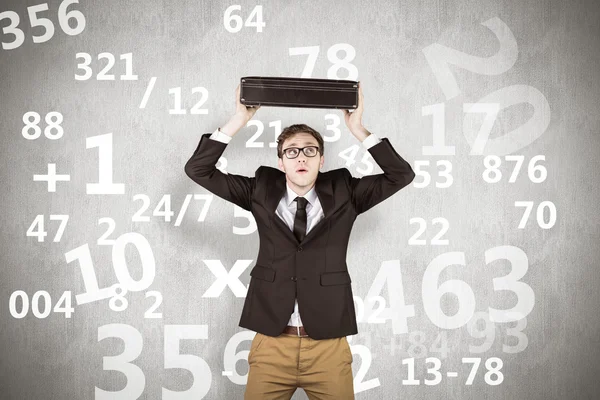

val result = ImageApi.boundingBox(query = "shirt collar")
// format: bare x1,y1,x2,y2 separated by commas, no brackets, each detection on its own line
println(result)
285,181,318,207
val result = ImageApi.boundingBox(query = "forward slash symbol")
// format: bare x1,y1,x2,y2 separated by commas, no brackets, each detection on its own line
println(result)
174,194,192,226
139,77,157,109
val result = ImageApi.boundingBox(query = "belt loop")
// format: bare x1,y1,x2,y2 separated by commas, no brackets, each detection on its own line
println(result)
297,326,300,337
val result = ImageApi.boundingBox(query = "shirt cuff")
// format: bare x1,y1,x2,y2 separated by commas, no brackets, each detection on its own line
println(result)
209,127,233,144
362,133,381,149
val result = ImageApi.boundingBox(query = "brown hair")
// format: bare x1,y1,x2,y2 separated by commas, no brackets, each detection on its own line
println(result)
276,124,325,159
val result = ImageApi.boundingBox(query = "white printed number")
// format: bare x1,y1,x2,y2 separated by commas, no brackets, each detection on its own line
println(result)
514,201,556,229
423,17,517,100
9,290,74,318
169,87,209,114
224,5,265,33
402,357,504,385
289,44,358,80
412,160,453,188
467,311,528,354
422,246,534,328
359,246,534,334
0,0,85,50
422,18,550,155
75,52,137,81
86,133,126,194
243,116,343,149
338,145,374,175
408,217,450,245
26,214,69,242
64,232,160,318
482,155,547,183
130,194,214,227
22,111,64,140
96,324,211,399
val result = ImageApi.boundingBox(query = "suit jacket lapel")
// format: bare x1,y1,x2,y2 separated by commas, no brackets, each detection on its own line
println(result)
268,170,334,245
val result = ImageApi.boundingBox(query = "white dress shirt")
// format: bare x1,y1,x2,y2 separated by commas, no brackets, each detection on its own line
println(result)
208,127,382,326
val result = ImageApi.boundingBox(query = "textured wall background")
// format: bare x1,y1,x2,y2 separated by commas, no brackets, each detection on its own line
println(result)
1,0,599,398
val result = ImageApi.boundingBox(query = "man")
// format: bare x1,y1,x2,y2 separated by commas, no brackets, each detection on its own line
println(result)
184,82,415,399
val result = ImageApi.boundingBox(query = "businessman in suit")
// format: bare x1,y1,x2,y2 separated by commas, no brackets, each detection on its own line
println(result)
184,82,415,399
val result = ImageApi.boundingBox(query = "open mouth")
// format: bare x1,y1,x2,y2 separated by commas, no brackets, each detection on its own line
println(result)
296,168,308,174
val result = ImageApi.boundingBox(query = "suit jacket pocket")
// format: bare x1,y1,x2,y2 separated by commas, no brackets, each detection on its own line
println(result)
250,265,276,282
320,270,352,285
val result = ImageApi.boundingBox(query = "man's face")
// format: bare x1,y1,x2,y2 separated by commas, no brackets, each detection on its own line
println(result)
277,132,324,191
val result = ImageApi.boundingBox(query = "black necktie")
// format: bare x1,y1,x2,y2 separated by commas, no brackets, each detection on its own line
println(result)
293,196,308,242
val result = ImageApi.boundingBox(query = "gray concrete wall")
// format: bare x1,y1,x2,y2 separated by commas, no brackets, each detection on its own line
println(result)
1,0,598,398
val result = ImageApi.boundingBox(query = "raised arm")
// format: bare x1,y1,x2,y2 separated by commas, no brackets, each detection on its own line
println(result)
184,84,262,211
340,82,415,214
345,135,415,214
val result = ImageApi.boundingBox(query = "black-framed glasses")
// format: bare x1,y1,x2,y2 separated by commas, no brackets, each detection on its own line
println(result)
282,146,320,159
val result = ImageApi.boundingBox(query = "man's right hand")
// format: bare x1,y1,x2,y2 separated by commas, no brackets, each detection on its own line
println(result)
220,84,261,137
235,83,260,122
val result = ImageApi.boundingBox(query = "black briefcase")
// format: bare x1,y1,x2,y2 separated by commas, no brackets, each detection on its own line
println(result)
240,76,358,110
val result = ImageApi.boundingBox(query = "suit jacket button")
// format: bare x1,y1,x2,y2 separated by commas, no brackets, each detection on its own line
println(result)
297,246,303,252
291,276,297,281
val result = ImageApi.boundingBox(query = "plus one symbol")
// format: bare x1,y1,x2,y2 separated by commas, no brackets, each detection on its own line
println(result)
33,163,70,192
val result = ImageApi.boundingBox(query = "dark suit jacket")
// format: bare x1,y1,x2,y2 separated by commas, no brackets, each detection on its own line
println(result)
184,133,415,339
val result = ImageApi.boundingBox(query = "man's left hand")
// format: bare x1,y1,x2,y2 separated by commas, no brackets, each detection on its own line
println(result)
342,81,370,141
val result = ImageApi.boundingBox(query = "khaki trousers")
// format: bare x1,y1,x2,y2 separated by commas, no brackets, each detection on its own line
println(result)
245,332,355,399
